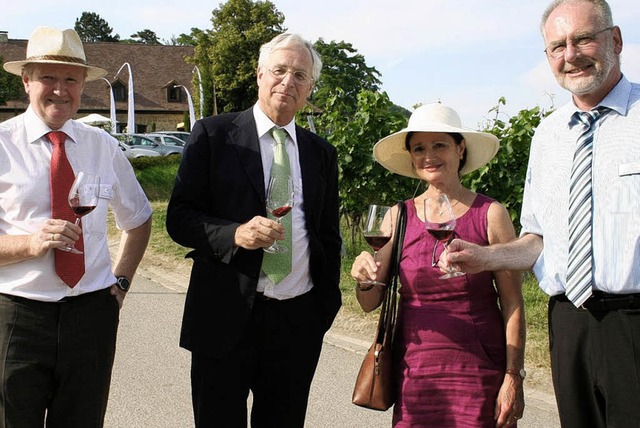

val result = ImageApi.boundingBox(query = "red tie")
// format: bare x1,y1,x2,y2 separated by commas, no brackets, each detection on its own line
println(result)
48,131,85,287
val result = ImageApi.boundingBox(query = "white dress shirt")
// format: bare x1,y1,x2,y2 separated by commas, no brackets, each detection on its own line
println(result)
0,106,152,301
520,76,640,296
253,104,314,299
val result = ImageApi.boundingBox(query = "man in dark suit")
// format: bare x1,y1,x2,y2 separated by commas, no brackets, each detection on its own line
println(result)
166,33,342,427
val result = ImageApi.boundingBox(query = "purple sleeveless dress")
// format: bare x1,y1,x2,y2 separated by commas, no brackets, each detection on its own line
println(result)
392,195,506,427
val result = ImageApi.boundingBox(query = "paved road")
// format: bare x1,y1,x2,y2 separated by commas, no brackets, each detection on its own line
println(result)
105,270,560,427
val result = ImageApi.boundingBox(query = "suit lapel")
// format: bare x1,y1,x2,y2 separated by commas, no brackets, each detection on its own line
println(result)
231,109,266,202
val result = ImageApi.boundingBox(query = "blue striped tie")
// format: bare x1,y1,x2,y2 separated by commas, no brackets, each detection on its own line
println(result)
566,108,608,307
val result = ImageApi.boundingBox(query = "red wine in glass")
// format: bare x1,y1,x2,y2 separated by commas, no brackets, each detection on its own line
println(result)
71,205,97,217
64,172,100,254
426,226,454,243
361,204,393,287
424,195,464,279
364,235,391,252
270,205,292,218
264,175,294,254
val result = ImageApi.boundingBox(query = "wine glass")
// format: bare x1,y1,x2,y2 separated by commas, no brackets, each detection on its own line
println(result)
424,194,465,279
64,172,100,254
361,204,393,287
264,175,294,254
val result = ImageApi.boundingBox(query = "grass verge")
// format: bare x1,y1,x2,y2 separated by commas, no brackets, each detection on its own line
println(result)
113,157,551,371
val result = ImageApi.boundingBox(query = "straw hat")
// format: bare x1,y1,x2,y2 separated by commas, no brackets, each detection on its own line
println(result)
3,26,107,81
373,103,499,178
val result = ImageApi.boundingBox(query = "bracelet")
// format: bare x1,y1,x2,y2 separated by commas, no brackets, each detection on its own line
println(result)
505,368,526,379
356,282,375,291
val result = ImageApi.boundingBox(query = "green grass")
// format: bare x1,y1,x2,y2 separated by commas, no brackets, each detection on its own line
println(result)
522,273,551,369
132,155,181,201
122,159,551,370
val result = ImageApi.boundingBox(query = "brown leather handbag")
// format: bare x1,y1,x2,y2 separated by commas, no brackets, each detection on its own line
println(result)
352,201,407,411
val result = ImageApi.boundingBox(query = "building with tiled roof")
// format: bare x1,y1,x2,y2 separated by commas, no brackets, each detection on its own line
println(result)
0,31,197,133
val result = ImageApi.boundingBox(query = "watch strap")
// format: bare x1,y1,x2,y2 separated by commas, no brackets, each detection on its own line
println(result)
115,276,131,291
505,368,526,379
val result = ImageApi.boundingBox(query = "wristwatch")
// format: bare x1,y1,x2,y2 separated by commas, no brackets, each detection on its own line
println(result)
505,368,527,380
115,276,131,292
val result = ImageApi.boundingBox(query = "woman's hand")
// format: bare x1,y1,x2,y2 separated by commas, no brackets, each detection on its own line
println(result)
350,251,380,286
494,373,525,427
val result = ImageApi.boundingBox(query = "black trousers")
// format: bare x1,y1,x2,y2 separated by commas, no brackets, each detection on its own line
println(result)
190,291,326,428
549,294,640,428
0,288,119,428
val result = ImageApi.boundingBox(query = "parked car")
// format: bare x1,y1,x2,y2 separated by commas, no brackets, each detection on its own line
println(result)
114,133,183,156
146,133,187,148
118,141,161,159
154,131,190,143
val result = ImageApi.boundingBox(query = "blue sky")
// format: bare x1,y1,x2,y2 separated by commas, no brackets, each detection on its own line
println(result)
4,0,639,128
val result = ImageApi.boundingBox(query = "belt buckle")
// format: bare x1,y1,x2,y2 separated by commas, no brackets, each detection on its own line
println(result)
256,292,272,301
578,296,592,311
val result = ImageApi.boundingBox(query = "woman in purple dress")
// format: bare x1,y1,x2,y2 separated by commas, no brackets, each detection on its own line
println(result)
351,103,525,427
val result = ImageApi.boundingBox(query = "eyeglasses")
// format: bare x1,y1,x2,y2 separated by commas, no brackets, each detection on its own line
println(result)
544,27,613,60
268,67,314,85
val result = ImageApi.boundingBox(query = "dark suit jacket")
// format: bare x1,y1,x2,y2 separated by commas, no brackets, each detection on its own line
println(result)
166,108,342,358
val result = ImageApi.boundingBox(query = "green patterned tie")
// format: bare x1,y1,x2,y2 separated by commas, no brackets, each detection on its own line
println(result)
262,127,292,284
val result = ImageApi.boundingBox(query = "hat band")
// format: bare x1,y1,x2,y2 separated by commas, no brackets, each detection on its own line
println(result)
26,55,87,65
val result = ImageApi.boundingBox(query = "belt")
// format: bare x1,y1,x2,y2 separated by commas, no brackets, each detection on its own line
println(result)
58,287,112,303
554,291,640,311
254,290,313,303
255,291,273,301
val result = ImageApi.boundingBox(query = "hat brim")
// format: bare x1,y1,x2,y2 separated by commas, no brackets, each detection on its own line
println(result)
373,126,499,179
3,60,107,82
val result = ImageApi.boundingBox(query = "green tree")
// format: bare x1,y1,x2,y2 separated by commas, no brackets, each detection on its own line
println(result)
128,29,161,45
315,89,416,247
0,56,23,104
203,0,285,113
462,97,551,231
171,32,198,46
74,12,120,42
312,39,382,114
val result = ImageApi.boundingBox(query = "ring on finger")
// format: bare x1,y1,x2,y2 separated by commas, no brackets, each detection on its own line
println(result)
50,233,55,241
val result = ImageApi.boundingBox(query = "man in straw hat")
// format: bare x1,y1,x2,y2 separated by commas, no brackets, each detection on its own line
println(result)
0,26,152,427
446,1,640,426
351,102,525,426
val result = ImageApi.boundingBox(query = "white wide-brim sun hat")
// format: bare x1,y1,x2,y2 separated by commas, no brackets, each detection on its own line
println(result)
3,26,107,82
373,103,499,178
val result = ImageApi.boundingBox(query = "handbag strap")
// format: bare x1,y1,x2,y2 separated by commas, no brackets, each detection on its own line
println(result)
386,200,407,290
376,201,407,345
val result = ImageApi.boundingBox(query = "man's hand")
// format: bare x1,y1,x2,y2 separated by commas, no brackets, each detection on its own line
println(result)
110,284,127,309
29,219,82,257
441,238,488,274
234,216,285,250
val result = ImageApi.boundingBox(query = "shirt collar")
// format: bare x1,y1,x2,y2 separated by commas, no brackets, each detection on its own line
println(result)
597,74,631,117
569,74,631,122
253,103,296,143
25,106,78,145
